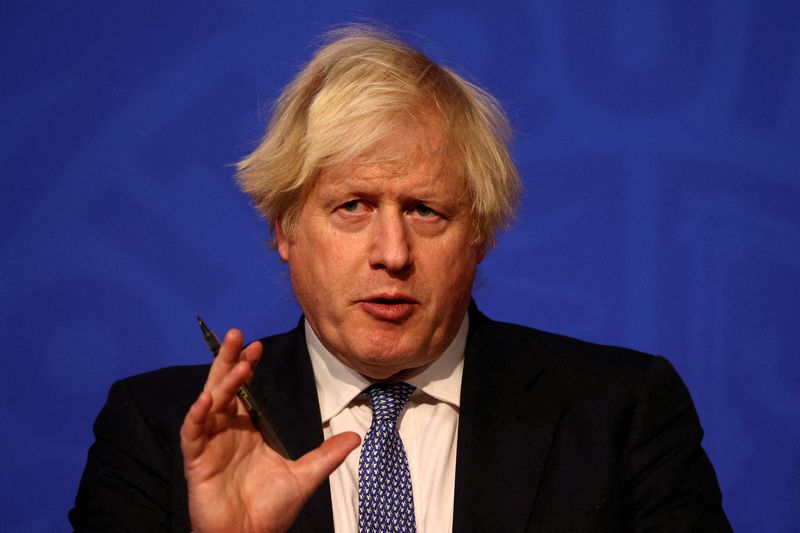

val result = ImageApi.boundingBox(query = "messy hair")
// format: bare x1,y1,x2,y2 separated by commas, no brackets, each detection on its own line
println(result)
236,24,520,247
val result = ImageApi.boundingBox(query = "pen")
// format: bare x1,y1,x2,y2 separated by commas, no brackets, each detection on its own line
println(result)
196,316,291,459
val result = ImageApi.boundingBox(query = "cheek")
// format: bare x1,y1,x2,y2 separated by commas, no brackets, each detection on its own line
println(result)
424,240,479,289
294,233,359,291
288,239,328,298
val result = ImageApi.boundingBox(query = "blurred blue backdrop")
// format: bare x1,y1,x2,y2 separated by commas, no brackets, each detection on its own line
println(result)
1,1,798,531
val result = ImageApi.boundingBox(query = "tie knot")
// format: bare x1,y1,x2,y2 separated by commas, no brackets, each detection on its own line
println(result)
364,382,415,421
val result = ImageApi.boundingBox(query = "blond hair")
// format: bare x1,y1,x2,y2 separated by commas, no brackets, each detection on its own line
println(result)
236,24,520,247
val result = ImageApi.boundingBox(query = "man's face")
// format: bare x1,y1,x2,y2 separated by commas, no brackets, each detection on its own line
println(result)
276,126,483,380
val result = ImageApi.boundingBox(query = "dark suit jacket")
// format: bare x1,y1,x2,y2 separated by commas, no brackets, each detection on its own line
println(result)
70,307,731,532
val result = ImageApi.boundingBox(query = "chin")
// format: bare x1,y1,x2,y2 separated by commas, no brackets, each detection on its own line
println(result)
356,361,427,381
351,347,432,380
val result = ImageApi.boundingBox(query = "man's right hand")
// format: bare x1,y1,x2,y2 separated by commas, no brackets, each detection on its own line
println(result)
180,329,360,533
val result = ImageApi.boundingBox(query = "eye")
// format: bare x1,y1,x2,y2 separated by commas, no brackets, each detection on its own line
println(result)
339,200,362,213
411,204,436,217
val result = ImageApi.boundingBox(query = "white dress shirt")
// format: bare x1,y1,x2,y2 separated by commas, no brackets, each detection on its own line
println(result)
306,314,468,533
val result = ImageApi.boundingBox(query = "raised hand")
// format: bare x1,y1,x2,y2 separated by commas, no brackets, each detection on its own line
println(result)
180,329,359,533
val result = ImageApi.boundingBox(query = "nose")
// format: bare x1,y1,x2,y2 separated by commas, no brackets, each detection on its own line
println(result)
368,209,412,273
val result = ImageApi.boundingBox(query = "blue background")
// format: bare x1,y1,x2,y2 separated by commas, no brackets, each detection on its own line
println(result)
2,1,798,531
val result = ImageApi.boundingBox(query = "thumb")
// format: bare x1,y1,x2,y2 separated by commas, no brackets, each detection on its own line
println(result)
292,432,361,497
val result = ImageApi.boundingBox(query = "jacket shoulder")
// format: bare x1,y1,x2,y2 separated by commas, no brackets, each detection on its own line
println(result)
470,313,659,390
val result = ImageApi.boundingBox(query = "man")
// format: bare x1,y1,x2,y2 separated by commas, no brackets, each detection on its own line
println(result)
71,25,731,532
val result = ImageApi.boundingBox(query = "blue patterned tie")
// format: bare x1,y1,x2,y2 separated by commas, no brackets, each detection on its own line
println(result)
358,382,417,533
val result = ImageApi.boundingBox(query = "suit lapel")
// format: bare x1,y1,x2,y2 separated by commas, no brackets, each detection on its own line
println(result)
453,309,566,532
249,322,335,533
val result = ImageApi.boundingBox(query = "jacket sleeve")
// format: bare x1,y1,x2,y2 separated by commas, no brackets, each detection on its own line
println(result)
623,355,732,531
69,378,181,532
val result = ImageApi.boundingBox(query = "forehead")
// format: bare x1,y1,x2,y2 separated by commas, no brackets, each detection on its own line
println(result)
312,123,464,197
315,163,460,204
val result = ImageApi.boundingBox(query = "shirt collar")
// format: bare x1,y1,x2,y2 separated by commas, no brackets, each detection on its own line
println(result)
307,314,468,423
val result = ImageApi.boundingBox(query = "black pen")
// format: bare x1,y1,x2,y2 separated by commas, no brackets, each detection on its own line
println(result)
196,316,291,459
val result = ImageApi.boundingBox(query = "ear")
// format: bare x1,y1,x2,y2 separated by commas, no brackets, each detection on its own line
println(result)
475,246,485,265
275,220,291,262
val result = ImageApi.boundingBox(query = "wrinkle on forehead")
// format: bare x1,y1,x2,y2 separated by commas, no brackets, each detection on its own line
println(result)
318,119,464,190
315,157,467,212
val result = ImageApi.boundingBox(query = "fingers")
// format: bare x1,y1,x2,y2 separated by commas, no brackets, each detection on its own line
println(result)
206,329,245,387
240,341,263,375
207,331,263,386
180,390,213,461
292,432,361,498
204,330,262,405
208,359,253,415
